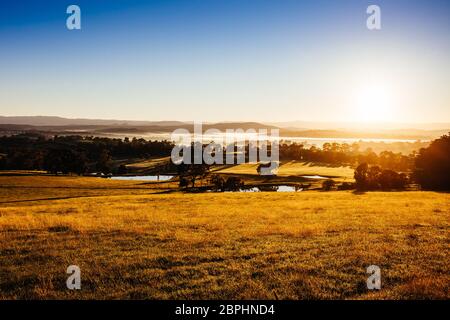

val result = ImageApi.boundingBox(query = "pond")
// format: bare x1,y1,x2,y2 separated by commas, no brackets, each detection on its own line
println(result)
110,175,173,181
301,175,328,179
239,185,302,192
277,185,299,192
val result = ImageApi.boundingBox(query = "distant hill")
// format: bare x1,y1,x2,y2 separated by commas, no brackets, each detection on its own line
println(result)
0,116,447,140
0,116,279,137
0,116,187,127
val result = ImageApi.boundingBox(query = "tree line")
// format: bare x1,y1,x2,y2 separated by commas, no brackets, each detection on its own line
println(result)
279,141,414,171
0,132,448,190
0,134,174,174
353,134,449,191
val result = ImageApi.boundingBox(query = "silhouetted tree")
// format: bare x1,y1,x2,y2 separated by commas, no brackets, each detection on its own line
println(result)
118,164,128,175
224,177,244,191
367,165,382,189
354,163,407,191
96,149,112,174
354,163,369,191
338,182,355,190
414,133,450,190
179,177,189,188
176,163,210,188
322,179,336,191
43,149,87,175
0,134,174,173
210,174,225,191
379,169,407,190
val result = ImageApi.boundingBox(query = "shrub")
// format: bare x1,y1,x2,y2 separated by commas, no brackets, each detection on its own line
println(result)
224,177,244,191
354,163,407,191
322,179,336,191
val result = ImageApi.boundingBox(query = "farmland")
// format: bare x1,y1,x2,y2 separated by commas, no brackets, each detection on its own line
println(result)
217,161,354,181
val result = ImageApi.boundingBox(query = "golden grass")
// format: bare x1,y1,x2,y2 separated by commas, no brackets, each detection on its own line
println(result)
217,161,354,181
0,175,176,206
126,157,171,171
0,176,448,300
277,161,354,179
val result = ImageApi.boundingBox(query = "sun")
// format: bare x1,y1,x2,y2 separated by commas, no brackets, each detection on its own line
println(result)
353,85,396,123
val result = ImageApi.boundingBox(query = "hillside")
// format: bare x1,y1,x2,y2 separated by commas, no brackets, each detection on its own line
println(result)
0,175,448,299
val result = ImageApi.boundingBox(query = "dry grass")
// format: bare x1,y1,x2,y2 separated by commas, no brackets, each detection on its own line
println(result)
217,161,354,181
0,175,177,206
125,157,171,172
277,161,354,179
0,175,448,300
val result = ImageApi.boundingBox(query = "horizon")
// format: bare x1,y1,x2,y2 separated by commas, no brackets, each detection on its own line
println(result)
1,0,449,123
1,114,449,126
1,114,449,133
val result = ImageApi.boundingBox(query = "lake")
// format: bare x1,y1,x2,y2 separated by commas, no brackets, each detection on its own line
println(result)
240,185,301,192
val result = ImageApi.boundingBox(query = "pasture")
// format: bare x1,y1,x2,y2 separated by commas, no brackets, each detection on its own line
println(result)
216,161,354,182
0,175,448,299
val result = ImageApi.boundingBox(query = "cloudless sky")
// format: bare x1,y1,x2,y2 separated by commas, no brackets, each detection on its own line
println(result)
0,0,449,123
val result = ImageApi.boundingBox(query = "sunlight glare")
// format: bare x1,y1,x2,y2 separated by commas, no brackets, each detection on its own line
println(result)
353,85,396,123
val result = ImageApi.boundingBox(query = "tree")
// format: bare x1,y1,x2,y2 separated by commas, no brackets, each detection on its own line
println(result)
367,165,382,190
338,182,355,190
354,163,369,191
414,133,450,190
71,151,88,175
210,174,225,191
379,169,407,190
96,149,112,174
176,163,210,188
43,149,87,175
322,179,336,191
0,154,6,170
224,177,244,191
118,164,128,175
354,163,407,191
179,177,189,188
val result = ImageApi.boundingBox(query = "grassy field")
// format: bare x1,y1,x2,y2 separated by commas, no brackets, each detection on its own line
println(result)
0,174,176,206
217,161,354,181
0,175,449,299
125,157,172,173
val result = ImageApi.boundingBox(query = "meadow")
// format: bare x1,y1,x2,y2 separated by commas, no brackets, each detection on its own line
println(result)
217,161,354,182
0,173,174,206
0,175,448,299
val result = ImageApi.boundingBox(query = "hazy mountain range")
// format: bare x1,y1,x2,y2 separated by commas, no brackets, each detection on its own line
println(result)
0,116,186,127
0,116,448,140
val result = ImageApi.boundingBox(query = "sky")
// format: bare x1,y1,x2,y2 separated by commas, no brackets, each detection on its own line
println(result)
0,0,449,123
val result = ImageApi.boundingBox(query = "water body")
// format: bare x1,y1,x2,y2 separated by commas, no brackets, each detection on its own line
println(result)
240,185,301,192
277,185,298,192
111,175,173,181
301,175,328,179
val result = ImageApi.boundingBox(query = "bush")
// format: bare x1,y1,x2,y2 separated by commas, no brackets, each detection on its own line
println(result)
224,177,244,191
210,175,225,191
322,179,336,191
179,177,189,188
354,163,407,191
414,133,450,190
379,170,408,190
338,182,355,190
118,164,128,175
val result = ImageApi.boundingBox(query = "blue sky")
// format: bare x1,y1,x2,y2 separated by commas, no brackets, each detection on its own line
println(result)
0,0,449,123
